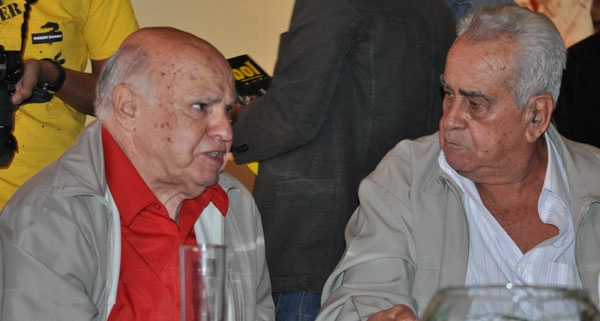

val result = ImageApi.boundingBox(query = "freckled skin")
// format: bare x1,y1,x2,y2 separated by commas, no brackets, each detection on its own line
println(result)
115,28,236,210
439,36,534,185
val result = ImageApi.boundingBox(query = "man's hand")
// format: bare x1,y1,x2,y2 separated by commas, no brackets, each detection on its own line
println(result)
11,59,58,106
367,304,418,321
11,58,101,115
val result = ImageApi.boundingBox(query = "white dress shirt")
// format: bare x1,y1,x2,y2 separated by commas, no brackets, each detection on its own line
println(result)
439,133,583,289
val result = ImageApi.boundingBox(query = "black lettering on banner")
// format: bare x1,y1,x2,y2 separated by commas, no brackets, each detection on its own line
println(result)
0,3,22,22
31,21,63,44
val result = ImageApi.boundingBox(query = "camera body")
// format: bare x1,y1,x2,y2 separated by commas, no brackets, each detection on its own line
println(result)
0,47,22,167
0,46,53,167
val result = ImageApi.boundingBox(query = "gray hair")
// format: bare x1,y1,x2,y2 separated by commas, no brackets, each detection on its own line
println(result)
456,5,566,107
94,44,153,120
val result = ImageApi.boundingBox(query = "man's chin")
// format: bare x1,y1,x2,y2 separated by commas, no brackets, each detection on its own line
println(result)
186,174,220,195
202,174,220,188
445,155,474,173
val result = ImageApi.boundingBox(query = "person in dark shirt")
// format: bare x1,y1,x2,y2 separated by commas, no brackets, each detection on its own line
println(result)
230,1,456,320
553,31,600,148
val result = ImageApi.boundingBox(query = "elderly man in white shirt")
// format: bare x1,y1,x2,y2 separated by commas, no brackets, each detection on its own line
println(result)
316,5,600,321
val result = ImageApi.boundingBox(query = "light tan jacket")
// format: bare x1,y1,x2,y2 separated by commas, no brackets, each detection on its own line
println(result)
317,125,600,321
0,121,275,321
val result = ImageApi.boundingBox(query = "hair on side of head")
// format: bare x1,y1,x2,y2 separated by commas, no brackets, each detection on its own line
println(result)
455,5,566,108
94,44,152,121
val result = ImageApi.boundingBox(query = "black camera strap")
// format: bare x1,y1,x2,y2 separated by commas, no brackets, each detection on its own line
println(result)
20,1,35,51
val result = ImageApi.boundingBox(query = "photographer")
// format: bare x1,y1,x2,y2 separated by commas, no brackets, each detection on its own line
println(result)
0,0,138,208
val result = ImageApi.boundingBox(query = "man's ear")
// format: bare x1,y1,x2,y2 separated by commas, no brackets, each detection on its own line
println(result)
525,93,553,143
112,84,139,131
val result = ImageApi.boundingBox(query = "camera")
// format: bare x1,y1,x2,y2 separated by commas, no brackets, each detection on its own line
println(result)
0,47,22,167
0,45,52,167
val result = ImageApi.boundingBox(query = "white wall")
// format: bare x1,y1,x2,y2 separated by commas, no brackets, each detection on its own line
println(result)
130,0,295,74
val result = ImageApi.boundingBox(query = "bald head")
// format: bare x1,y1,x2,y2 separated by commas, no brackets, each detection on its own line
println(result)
95,27,234,120
124,27,230,69
94,27,236,207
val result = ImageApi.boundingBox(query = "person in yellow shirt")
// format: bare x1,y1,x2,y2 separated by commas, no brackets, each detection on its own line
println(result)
0,0,139,208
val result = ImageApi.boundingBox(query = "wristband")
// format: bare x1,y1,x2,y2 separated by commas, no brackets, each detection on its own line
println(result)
40,58,66,93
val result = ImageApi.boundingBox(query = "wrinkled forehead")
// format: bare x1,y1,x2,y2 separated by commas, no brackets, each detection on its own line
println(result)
447,36,516,78
150,45,235,98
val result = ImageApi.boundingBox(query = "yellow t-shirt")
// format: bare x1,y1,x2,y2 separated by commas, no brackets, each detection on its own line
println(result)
0,0,139,207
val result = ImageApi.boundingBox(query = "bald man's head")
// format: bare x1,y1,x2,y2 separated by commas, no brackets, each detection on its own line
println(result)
95,27,234,120
94,27,237,200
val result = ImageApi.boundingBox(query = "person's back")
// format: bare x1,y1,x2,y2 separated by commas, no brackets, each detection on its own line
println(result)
553,31,600,148
230,0,456,319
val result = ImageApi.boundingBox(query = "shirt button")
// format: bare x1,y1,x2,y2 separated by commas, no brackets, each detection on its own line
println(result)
154,203,161,209
518,266,526,274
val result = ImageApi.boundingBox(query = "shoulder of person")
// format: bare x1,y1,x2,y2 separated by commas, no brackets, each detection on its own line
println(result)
381,131,440,166
218,172,252,197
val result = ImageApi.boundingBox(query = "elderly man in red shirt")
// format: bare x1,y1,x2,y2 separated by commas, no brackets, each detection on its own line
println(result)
0,27,275,321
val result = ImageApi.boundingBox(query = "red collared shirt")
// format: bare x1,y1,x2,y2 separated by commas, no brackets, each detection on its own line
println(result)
103,127,227,321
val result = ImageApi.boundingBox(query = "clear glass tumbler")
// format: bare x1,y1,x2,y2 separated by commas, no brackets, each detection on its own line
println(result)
422,284,600,321
180,244,228,321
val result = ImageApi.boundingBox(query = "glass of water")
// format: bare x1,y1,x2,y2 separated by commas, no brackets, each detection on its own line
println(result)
421,284,600,321
180,244,228,321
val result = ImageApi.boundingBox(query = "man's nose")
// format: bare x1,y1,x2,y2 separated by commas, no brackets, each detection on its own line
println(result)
210,109,233,142
441,98,467,130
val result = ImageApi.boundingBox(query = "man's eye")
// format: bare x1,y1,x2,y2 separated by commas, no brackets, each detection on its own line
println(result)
469,100,482,108
192,103,207,111
468,99,490,110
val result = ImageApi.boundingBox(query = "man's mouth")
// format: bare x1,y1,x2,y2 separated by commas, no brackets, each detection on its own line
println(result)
207,151,223,158
442,137,465,150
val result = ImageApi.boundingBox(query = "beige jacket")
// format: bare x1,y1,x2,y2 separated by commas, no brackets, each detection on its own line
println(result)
317,125,600,321
0,121,275,321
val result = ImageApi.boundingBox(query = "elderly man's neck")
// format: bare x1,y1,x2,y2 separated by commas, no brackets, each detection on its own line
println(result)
473,139,553,253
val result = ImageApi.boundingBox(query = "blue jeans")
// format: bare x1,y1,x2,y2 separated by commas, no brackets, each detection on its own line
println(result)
272,291,321,321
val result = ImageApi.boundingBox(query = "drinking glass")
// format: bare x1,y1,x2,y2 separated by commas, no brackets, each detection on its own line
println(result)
180,244,228,321
422,284,600,321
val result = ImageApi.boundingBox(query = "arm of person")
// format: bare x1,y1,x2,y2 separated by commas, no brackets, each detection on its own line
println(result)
63,0,138,116
11,0,138,115
315,172,420,321
220,172,275,320
231,0,363,163
56,58,106,115
0,197,110,320
11,58,106,115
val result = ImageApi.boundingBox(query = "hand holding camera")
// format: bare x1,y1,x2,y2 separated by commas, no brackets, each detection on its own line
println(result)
0,47,54,167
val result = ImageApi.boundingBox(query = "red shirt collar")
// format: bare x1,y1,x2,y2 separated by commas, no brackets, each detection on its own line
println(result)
103,127,158,225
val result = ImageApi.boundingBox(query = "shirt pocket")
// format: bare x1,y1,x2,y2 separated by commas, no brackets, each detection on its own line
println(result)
541,262,580,287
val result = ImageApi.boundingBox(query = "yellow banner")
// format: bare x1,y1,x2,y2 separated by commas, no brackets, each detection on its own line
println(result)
0,0,28,51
